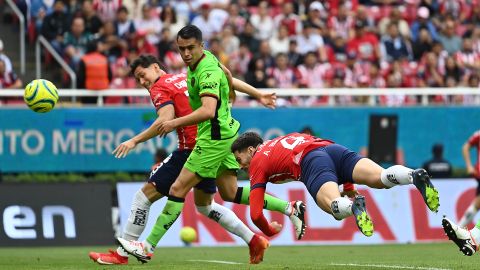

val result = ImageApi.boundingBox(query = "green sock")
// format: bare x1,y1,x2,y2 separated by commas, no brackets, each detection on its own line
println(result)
236,186,289,214
146,197,184,247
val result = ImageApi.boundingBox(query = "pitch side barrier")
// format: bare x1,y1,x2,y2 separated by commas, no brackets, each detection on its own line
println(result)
1,87,479,106
0,183,114,246
118,180,475,247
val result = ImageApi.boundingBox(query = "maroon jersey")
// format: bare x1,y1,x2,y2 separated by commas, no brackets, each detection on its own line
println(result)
149,73,196,150
467,130,480,174
248,133,334,236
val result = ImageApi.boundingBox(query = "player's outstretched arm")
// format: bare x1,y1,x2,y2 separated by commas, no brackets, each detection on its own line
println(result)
113,105,175,158
231,78,276,109
462,142,476,176
250,186,282,236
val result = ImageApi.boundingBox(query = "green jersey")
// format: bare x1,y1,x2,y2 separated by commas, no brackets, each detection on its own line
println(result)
186,50,240,140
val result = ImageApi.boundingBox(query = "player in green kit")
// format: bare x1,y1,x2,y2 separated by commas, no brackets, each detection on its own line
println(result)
118,25,306,264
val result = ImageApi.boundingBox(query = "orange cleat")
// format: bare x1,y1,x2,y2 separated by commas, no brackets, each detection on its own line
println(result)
89,249,128,265
248,234,269,264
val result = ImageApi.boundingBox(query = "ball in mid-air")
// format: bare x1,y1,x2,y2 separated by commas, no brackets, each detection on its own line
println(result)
24,79,59,113
180,226,197,244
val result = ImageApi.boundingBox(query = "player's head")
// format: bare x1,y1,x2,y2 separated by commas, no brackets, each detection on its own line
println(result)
176,25,204,67
231,132,264,170
130,54,166,90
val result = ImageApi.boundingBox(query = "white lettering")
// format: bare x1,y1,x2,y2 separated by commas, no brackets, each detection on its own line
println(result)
22,130,44,155
53,130,77,154
3,206,36,239
96,129,114,154
79,129,95,154
4,130,21,155
42,206,76,239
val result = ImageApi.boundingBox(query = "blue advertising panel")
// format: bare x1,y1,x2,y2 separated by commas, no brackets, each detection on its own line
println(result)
1,107,478,172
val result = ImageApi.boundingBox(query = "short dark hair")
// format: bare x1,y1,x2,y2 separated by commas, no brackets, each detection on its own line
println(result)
130,54,164,75
177,25,202,41
231,132,264,153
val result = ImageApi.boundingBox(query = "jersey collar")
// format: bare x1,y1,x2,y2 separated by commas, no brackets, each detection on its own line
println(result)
189,53,206,72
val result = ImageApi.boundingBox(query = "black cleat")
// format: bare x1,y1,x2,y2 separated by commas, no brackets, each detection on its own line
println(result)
442,216,477,256
412,169,440,212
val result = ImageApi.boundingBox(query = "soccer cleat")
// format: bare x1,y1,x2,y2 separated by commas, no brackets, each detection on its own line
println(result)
442,216,478,256
351,195,374,237
412,169,440,213
248,234,269,264
117,238,152,263
88,249,128,265
289,201,307,240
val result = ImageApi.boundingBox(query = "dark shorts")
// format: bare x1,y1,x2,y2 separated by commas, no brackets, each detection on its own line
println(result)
300,144,363,199
148,150,217,196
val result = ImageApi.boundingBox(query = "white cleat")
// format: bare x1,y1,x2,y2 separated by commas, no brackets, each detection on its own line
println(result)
116,237,152,263
442,216,478,256
289,201,307,240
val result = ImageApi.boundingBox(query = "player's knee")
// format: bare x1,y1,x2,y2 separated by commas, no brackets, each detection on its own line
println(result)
196,204,213,216
168,182,185,197
218,189,236,202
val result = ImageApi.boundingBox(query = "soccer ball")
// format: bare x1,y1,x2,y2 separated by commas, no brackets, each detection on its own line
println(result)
179,226,197,244
24,79,59,113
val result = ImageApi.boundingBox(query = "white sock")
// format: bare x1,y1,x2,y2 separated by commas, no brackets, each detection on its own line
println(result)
380,165,413,188
143,240,155,253
197,202,255,244
123,190,152,241
331,197,353,220
459,204,478,228
284,202,293,216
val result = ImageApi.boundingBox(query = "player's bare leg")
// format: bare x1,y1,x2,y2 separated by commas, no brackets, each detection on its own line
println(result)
217,172,307,240
90,183,162,265
316,181,373,237
459,196,480,227
216,171,269,264
352,158,440,212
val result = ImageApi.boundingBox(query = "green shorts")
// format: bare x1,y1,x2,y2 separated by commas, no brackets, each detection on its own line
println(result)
184,135,239,179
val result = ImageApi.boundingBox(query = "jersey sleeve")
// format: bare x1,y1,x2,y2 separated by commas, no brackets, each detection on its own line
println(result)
150,82,173,111
248,158,278,236
468,131,480,147
198,65,222,99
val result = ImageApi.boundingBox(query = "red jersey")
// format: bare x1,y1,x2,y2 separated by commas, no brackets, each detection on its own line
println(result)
467,130,480,174
248,133,334,236
149,73,196,150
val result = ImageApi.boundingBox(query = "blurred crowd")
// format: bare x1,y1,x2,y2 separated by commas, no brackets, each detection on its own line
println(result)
2,0,480,106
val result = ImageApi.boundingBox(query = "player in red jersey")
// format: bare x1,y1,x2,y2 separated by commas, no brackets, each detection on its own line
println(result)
458,130,480,227
231,132,441,237
89,55,303,265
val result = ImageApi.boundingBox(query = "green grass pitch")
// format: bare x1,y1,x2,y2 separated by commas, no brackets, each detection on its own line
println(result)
1,243,479,269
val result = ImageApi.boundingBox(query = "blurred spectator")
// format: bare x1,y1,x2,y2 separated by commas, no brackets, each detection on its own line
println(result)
64,17,94,67
114,6,136,42
123,0,147,20
443,56,463,86
419,52,444,87
306,1,327,30
157,28,174,61
267,53,299,89
209,38,229,67
327,4,354,40
438,20,462,55
413,29,433,60
296,23,326,60
368,62,386,88
221,25,240,56
454,38,480,76
224,3,246,34
380,23,412,61
244,57,268,88
82,0,103,35
250,1,274,40
347,19,381,62
411,6,439,42
93,0,122,22
160,5,186,37
439,0,468,22
110,48,139,91
273,2,302,37
0,40,13,73
131,31,157,56
256,40,275,69
40,0,70,53
191,3,228,41
0,59,22,89
287,39,302,67
151,148,168,171
134,4,162,46
378,8,411,40
297,52,329,88
269,25,290,56
30,0,53,34
77,40,112,102
229,43,252,79
238,21,260,53
326,36,348,63
422,143,452,178
97,21,128,62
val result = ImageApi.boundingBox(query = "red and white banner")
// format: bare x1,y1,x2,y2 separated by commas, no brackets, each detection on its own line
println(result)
117,179,479,247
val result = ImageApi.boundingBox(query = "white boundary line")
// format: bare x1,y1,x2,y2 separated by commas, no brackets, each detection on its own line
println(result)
331,263,451,270
187,259,243,265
